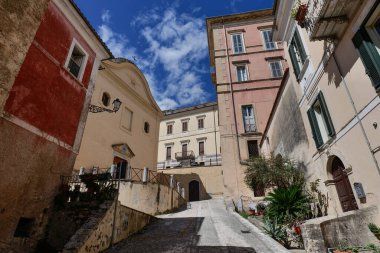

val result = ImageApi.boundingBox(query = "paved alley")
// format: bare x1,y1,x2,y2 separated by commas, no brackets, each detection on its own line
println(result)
105,197,290,253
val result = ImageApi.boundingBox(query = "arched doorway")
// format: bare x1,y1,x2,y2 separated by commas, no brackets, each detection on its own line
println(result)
332,157,358,212
189,180,200,202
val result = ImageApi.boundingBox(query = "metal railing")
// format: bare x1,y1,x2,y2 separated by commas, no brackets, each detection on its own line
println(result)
175,151,195,161
244,124,257,133
60,168,181,203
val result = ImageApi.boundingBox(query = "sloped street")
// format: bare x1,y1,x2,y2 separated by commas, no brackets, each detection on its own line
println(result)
105,197,290,253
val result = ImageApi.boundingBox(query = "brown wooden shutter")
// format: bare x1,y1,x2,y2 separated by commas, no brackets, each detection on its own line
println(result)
199,142,204,156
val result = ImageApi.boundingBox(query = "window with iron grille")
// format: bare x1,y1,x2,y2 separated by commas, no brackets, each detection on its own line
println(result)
247,140,259,158
262,29,276,50
231,33,245,54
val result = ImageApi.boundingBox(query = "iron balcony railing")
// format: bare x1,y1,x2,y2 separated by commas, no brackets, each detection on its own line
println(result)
244,124,257,133
175,151,195,161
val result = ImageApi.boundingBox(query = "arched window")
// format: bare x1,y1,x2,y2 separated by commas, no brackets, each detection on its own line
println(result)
102,92,110,106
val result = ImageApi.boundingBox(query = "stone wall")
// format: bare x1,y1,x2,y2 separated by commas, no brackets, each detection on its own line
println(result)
63,200,155,253
161,166,224,201
0,0,50,114
118,181,186,215
301,206,379,253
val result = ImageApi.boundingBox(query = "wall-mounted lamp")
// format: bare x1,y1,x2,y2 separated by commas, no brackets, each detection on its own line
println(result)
89,98,122,113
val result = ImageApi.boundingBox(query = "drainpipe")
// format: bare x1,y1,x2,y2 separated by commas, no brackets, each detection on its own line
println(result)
222,20,241,193
213,103,218,165
331,52,380,175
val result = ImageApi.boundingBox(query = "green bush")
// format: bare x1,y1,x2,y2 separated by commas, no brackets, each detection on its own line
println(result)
245,154,305,193
264,186,311,225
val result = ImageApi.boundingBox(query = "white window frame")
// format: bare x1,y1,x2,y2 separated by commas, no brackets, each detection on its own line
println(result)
268,60,283,78
231,33,246,54
261,29,277,50
236,64,249,82
64,39,89,82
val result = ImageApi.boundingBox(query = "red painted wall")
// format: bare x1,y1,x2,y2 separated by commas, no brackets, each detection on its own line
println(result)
4,2,96,146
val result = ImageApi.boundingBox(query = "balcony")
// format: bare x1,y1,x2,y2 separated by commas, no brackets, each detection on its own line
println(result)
175,151,195,161
303,0,362,41
244,124,257,133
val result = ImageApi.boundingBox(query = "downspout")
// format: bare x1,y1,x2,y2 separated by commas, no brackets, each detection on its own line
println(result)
222,20,241,193
331,52,380,175
213,104,218,165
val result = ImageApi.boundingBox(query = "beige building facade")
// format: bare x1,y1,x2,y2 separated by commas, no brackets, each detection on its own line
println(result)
261,0,380,251
157,102,221,169
206,10,286,200
75,58,162,173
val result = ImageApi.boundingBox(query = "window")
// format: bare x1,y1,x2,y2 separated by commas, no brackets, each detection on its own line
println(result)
65,42,87,81
262,29,276,50
231,33,245,54
247,140,259,158
167,124,173,135
102,92,110,106
236,65,249,82
288,29,307,79
269,60,283,78
121,107,133,131
166,146,172,160
199,141,205,156
307,92,335,149
242,105,256,133
144,122,150,133
198,118,204,129
352,4,380,93
182,121,188,132
14,218,34,237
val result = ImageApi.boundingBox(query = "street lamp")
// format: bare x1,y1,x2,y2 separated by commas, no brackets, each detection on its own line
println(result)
89,98,122,113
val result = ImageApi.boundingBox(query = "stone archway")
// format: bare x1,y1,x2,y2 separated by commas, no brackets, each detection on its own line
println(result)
189,180,200,202
330,156,358,212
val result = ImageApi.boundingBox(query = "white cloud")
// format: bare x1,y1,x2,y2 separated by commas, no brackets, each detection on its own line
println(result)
98,7,211,110
101,10,111,23
136,7,211,109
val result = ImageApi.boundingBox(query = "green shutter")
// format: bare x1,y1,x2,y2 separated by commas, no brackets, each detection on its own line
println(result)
295,30,307,64
318,92,335,137
352,28,380,92
307,108,323,148
289,42,300,78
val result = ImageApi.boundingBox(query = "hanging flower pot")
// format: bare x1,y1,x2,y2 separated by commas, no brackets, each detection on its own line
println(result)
294,225,302,235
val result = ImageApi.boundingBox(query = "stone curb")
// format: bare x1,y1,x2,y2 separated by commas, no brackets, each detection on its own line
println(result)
229,208,291,253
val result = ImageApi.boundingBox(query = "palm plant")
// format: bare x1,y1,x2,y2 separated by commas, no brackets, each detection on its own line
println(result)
264,186,311,225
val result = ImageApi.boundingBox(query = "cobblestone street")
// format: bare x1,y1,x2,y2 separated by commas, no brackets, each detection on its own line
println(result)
105,197,290,253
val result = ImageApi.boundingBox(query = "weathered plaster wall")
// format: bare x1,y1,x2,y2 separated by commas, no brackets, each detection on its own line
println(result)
63,200,154,253
4,2,96,145
0,118,76,252
301,206,379,253
118,182,186,215
162,166,224,201
0,0,51,114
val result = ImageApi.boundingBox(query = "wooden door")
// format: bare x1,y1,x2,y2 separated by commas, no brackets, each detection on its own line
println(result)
332,158,358,212
189,180,200,201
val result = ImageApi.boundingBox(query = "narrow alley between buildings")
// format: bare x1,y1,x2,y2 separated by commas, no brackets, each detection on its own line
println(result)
105,197,290,253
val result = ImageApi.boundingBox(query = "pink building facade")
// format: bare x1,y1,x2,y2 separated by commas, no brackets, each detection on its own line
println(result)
206,10,286,199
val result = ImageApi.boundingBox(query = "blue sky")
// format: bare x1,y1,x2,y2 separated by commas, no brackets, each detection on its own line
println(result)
74,0,274,109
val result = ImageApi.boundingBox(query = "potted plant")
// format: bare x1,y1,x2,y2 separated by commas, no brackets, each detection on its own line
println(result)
291,1,308,28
